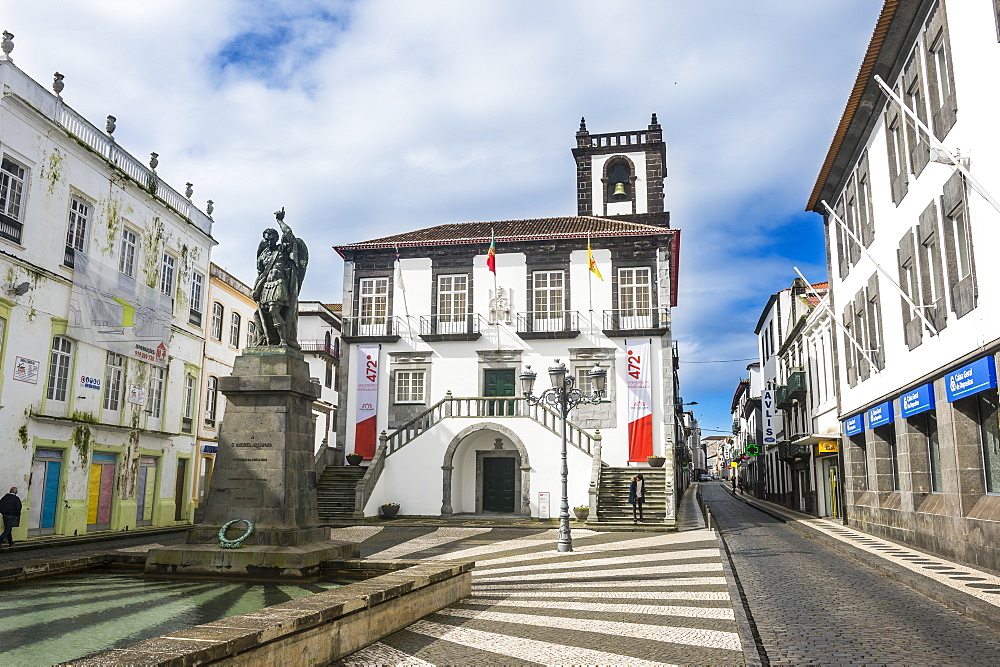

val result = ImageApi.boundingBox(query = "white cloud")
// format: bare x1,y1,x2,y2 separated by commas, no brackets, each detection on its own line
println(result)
0,0,882,430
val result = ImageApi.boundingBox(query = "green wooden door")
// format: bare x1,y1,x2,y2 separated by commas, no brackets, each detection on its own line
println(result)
484,369,516,416
483,457,516,512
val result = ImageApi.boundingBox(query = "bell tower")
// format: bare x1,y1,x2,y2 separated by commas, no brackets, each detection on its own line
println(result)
572,114,667,219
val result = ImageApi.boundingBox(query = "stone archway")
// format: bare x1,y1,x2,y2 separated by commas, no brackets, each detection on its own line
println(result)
441,422,531,517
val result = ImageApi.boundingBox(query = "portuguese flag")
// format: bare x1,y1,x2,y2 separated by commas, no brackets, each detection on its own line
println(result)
486,229,496,273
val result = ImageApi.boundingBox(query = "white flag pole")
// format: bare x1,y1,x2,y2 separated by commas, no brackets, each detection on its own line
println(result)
793,266,879,370
821,199,937,336
873,75,1000,216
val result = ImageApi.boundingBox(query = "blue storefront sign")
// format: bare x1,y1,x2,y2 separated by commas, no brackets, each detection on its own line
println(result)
945,356,997,402
867,401,894,429
844,414,864,436
202,445,218,454
901,383,935,418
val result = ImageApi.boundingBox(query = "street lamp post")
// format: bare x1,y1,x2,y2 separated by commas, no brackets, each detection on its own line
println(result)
520,359,606,552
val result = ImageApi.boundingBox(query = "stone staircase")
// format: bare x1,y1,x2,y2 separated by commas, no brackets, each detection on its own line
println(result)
596,467,668,524
317,465,366,521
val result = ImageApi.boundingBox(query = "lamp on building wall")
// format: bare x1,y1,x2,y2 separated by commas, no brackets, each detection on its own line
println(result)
520,360,606,552
5,281,30,297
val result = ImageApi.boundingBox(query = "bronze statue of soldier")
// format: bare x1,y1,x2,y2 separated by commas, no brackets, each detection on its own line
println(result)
251,207,308,348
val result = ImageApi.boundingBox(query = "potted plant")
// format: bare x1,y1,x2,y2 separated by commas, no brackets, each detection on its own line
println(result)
646,455,665,468
346,453,363,466
573,506,590,521
380,502,400,519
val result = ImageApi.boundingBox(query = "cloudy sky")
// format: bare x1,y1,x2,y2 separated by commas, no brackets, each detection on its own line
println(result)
2,0,882,436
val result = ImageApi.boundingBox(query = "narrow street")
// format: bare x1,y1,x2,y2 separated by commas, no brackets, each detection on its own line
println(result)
702,483,1000,666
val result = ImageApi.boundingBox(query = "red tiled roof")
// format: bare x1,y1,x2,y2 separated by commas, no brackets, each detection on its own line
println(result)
333,216,673,252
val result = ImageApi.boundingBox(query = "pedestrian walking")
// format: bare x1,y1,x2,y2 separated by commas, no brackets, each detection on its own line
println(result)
738,478,745,494
731,476,736,492
628,474,645,523
0,487,21,547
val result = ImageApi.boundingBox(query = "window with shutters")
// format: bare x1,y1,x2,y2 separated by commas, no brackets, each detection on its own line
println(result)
189,272,204,326
65,195,91,267
903,50,931,177
0,155,27,244
924,2,957,140
885,102,909,205
211,302,224,341
865,275,885,372
103,352,125,412
46,336,73,402
230,311,241,348
204,376,218,427
160,252,176,297
916,201,947,333
148,367,165,419
119,227,138,278
940,171,976,318
897,228,923,350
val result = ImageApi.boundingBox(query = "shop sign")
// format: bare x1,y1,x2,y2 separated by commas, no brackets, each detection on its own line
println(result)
762,389,781,444
945,356,997,402
817,440,838,454
901,382,935,418
202,444,218,454
80,375,102,390
843,414,864,436
867,401,894,429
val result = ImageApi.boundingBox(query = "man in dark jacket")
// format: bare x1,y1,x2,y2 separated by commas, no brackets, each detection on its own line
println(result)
0,487,22,546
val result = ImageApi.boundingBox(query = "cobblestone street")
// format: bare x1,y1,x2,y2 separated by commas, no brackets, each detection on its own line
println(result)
702,483,1000,666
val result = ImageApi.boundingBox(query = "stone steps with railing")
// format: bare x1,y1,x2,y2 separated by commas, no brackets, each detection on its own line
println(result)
337,394,601,519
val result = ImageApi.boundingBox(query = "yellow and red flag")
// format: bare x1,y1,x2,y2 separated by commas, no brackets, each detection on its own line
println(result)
588,235,603,280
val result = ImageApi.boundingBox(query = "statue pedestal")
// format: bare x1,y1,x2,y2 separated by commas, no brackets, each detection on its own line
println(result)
145,347,357,578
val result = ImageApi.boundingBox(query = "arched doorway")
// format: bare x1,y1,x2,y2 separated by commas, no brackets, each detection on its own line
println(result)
441,423,531,517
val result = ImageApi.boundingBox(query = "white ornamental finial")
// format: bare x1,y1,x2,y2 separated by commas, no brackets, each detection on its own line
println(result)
185,182,193,199
52,72,65,97
105,115,116,136
149,152,158,170
1,32,13,61
206,200,214,217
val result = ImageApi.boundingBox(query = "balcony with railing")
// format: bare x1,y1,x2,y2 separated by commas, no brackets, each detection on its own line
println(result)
787,369,806,400
340,316,404,343
602,307,670,337
0,213,22,244
775,385,792,409
300,339,341,358
515,311,580,340
419,314,483,342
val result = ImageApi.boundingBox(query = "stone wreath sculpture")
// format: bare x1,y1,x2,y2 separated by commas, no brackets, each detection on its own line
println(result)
218,518,254,549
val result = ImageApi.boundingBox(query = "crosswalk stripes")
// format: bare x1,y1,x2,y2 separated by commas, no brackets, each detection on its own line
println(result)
338,525,742,665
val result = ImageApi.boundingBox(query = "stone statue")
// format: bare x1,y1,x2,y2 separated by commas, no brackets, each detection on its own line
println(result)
251,207,308,348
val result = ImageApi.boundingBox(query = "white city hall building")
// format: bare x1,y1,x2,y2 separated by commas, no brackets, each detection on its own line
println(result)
330,117,684,524
0,42,215,538
809,1,1000,570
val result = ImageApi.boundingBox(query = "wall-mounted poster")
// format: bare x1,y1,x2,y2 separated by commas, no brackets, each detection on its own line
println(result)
13,356,39,384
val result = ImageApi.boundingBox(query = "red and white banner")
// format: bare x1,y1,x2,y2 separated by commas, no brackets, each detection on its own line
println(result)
354,344,380,459
626,338,653,462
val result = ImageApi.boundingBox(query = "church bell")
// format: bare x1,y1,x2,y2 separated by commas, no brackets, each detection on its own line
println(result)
613,182,627,196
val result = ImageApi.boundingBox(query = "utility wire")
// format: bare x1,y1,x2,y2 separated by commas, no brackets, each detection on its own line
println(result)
679,357,757,364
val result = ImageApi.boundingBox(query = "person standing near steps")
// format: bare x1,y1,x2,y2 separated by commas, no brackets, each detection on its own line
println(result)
628,474,645,524
0,487,21,546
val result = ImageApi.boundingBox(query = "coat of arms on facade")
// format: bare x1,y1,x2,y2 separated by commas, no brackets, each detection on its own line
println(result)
489,287,512,325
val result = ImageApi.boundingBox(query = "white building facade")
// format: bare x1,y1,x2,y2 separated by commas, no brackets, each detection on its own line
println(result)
809,0,1000,569
0,45,215,538
333,117,684,522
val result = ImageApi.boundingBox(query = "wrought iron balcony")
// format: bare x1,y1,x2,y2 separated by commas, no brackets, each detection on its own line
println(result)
300,339,341,358
515,311,580,340
787,369,806,399
340,316,404,343
602,307,670,337
775,385,792,409
419,314,483,342
0,213,23,244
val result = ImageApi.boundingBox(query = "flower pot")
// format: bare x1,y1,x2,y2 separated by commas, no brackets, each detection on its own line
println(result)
573,507,589,521
346,453,363,466
380,504,399,519
646,456,665,468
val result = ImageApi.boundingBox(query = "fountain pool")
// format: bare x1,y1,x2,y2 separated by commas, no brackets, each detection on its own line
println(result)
0,569,348,665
